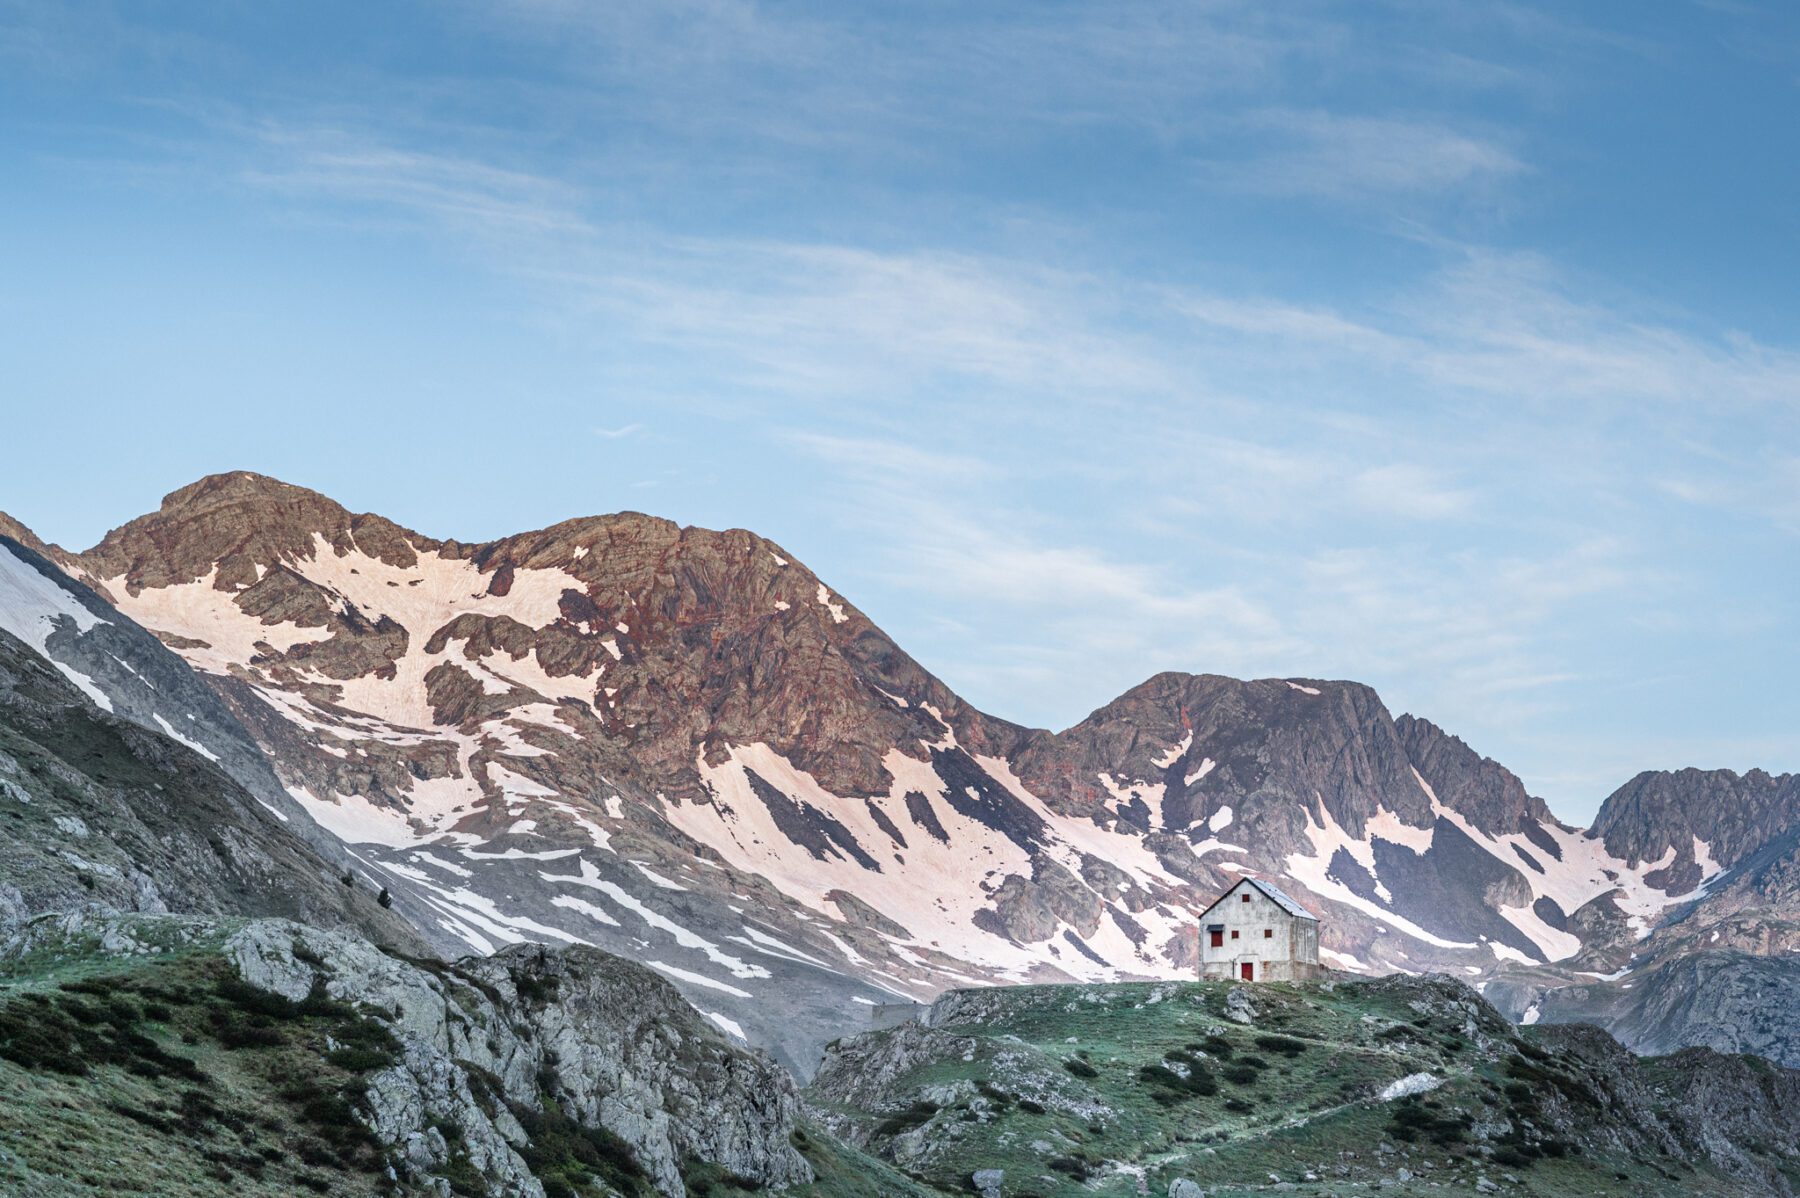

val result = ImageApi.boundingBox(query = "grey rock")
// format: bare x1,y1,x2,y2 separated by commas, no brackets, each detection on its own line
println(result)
25,912,812,1198
0,607,422,953
972,1167,1004,1198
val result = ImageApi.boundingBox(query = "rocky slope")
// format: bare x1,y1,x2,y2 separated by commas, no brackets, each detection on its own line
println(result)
6,472,1797,1071
807,975,1800,1197
1486,771,1800,1062
0,622,418,950
0,533,424,949
0,908,917,1198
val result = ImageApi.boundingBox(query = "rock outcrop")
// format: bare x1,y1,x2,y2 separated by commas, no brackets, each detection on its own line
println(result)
2,909,811,1198
0,623,419,950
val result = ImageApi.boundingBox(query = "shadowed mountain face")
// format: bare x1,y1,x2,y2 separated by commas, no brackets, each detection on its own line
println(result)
0,541,421,950
4,472,1796,1070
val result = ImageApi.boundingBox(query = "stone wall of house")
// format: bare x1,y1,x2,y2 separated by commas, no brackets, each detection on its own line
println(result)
1198,882,1320,981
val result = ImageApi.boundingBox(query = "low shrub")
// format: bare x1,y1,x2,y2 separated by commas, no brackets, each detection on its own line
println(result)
512,1093,647,1197
1195,1035,1234,1058
875,1101,940,1138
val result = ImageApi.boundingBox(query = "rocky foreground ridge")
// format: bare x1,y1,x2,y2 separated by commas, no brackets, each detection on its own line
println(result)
807,974,1800,1197
5,472,1800,1073
0,909,812,1198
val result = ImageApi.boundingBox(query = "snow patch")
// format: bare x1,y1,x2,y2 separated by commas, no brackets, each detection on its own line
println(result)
551,895,623,927
815,584,849,623
542,857,769,979
632,862,689,891
704,1010,747,1039
1152,732,1192,769
1487,940,1534,965
1284,799,1477,950
0,543,115,710
648,962,753,998
152,713,220,762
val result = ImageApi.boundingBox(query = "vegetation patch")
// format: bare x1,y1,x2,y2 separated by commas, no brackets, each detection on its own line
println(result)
875,1100,941,1138
1252,1034,1307,1059
1386,1096,1471,1147
1137,1049,1218,1106
511,1089,648,1198
0,951,405,1195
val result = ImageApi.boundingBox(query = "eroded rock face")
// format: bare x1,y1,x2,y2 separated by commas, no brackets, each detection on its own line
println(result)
1592,769,1800,879
0,624,420,951
225,915,811,1198
1526,949,1800,1068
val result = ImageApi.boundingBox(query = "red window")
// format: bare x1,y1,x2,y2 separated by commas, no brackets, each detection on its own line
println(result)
1230,930,1239,940
1209,930,1223,948
1241,893,1251,903
1264,929,1273,939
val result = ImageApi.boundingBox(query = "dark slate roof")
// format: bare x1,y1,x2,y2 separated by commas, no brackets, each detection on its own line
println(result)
1200,877,1320,922
1245,878,1319,921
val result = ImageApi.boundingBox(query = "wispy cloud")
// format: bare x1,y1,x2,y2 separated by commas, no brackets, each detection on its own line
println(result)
1210,109,1525,201
241,129,589,237
1348,464,1475,520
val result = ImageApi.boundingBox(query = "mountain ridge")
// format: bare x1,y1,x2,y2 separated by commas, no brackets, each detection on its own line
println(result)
5,470,1796,1072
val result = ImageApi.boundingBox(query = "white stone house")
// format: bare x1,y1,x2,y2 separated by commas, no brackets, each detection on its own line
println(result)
1197,877,1321,982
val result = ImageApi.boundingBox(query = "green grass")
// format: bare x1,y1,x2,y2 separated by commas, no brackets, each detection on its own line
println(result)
806,978,1780,1198
0,919,946,1198
683,1124,938,1198
0,946,395,1196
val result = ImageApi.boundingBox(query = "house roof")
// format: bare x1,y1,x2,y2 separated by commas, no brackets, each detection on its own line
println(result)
1200,877,1319,922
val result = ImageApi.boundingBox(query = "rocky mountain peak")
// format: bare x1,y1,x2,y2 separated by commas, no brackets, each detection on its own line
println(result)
1020,671,1435,841
1590,767,1800,874
1396,713,1557,836
83,471,431,594
0,513,52,557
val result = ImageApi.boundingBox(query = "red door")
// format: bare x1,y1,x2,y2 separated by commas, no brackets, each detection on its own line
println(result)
1209,930,1223,948
1240,962,1254,981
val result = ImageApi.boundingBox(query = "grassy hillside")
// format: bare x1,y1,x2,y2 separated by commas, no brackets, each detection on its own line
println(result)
0,921,398,1196
0,917,930,1198
806,976,1800,1198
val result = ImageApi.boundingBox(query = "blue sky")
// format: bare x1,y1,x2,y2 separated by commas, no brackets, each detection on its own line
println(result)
3,1,1797,822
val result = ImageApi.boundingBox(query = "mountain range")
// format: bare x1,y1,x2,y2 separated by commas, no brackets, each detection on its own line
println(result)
3,471,1796,1076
